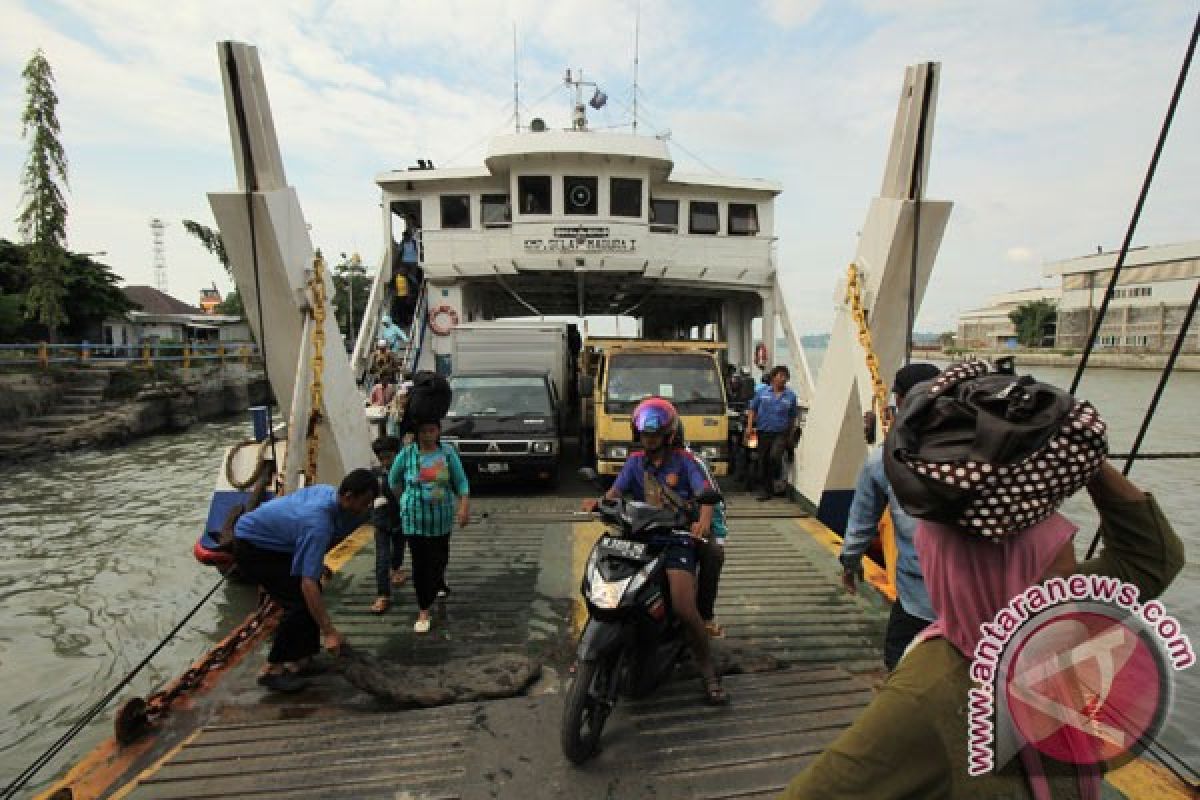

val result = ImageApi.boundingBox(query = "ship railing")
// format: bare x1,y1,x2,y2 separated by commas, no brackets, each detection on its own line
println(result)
0,341,261,369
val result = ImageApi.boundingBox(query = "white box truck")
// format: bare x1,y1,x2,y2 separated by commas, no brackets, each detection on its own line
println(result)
450,322,569,416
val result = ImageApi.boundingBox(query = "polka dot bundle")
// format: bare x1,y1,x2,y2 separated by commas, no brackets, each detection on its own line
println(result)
890,359,1108,538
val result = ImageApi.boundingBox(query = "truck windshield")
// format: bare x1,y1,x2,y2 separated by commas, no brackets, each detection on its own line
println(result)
605,354,724,414
447,376,552,416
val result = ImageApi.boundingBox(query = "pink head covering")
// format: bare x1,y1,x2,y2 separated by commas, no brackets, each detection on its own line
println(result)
915,513,1076,657
915,514,1100,800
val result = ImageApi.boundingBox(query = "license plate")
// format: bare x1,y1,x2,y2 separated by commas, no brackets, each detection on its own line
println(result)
600,536,646,558
480,462,509,473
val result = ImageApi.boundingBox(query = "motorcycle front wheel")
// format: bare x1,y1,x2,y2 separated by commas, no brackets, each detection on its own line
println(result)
560,658,612,764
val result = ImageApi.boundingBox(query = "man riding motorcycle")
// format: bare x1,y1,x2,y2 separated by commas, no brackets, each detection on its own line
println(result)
582,397,728,704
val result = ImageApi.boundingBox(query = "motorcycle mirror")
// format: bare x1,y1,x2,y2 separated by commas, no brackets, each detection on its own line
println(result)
696,488,723,506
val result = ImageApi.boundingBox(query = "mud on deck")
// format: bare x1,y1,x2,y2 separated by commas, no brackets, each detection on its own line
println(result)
118,493,890,799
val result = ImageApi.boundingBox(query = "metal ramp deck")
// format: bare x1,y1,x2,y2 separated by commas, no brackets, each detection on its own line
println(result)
119,494,889,799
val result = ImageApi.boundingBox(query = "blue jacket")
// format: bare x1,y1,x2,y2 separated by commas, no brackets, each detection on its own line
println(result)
841,448,935,621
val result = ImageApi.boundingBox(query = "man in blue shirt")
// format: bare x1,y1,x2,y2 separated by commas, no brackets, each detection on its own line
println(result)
234,469,377,692
746,365,798,502
839,362,940,670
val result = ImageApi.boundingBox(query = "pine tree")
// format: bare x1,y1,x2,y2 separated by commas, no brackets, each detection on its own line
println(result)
17,49,69,340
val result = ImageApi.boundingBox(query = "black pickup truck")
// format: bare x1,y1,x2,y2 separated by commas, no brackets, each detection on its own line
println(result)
440,370,562,486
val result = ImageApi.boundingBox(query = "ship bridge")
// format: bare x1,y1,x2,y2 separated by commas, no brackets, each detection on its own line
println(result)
361,129,787,372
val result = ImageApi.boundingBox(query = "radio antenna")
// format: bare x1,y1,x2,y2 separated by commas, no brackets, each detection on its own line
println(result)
513,23,520,132
632,2,640,133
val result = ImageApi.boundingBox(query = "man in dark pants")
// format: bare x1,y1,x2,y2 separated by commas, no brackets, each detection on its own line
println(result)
745,365,798,502
233,469,377,692
839,362,940,670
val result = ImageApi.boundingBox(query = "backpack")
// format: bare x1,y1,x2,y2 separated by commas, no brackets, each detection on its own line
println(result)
405,370,453,424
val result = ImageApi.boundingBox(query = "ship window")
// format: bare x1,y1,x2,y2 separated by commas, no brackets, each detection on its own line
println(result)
728,203,759,235
564,176,598,215
439,195,471,229
689,201,719,234
518,176,552,214
481,194,511,227
610,178,642,217
649,198,678,232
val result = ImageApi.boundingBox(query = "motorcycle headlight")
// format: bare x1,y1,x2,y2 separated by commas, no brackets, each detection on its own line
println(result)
698,445,724,461
588,576,632,609
532,440,554,454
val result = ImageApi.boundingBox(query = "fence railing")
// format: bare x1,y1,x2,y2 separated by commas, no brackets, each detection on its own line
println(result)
0,342,262,369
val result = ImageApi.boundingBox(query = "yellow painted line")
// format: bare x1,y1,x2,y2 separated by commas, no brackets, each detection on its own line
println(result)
792,516,897,603
107,730,202,800
325,523,374,572
571,521,605,635
1107,755,1196,799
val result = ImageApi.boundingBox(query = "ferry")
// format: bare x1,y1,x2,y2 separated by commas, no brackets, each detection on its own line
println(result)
32,42,1194,800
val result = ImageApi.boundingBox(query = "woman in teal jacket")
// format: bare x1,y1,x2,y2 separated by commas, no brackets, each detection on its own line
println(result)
388,419,470,633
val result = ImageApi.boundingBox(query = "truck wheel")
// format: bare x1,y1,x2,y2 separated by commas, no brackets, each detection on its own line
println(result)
560,659,611,764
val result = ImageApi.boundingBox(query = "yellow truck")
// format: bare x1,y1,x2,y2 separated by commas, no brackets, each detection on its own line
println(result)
579,338,730,476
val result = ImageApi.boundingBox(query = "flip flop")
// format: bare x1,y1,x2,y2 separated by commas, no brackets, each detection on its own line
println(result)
390,569,408,587
413,617,432,634
369,597,390,614
704,621,726,638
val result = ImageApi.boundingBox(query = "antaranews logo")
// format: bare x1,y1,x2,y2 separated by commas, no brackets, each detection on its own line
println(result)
967,574,1195,776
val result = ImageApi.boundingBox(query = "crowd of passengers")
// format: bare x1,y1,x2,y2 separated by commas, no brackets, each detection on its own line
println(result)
228,356,1184,799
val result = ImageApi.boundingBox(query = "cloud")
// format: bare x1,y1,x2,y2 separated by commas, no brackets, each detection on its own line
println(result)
1006,246,1034,263
759,0,824,28
0,0,1196,334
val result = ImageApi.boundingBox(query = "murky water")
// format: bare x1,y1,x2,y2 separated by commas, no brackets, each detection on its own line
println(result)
1,362,1197,791
0,419,257,793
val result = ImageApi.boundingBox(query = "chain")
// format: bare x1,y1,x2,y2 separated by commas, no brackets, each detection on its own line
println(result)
304,253,328,485
845,263,891,433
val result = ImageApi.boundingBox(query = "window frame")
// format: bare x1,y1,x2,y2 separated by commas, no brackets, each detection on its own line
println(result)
517,175,553,215
563,175,599,216
439,194,472,230
649,198,679,233
727,203,760,236
688,201,720,235
481,193,511,227
609,177,643,218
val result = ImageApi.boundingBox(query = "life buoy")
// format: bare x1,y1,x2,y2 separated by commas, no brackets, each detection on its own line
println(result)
429,304,460,336
754,342,769,369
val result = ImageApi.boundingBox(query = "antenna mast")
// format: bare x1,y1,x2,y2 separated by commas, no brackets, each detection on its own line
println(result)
513,23,520,132
150,217,168,294
633,2,640,133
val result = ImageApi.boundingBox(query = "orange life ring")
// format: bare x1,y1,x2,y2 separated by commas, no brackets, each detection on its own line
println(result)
429,304,460,336
754,342,769,368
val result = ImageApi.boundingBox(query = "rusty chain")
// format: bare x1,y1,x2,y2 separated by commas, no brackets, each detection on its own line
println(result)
845,263,892,434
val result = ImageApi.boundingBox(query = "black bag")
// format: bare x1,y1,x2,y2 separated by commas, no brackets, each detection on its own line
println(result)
884,359,1107,537
405,370,452,424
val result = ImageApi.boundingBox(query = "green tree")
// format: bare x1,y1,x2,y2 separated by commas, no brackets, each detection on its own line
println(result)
332,252,369,340
1008,299,1058,348
0,240,135,341
17,49,69,340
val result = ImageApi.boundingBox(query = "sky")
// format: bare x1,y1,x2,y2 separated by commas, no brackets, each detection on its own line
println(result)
0,0,1196,334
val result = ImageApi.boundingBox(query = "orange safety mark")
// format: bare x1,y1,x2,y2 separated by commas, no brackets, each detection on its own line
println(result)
36,524,375,800
792,516,897,603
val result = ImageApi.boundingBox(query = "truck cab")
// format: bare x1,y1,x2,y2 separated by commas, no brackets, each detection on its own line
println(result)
582,339,729,476
441,370,561,485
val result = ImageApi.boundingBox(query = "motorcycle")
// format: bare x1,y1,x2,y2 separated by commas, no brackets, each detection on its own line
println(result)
560,482,722,764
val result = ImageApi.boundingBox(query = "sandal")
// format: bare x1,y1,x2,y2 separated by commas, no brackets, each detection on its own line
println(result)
413,616,432,634
390,569,408,587
702,677,730,706
369,597,390,614
704,620,725,638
